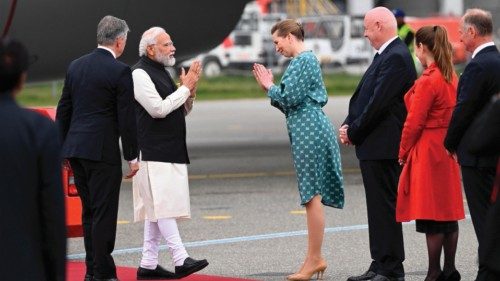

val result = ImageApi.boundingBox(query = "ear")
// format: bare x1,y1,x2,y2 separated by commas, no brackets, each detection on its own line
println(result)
146,45,155,57
468,26,476,38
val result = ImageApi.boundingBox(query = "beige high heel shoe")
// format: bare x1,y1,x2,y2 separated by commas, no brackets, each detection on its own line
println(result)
286,260,327,281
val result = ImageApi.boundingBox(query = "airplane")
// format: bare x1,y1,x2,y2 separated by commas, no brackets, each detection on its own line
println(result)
1,0,250,81
3,0,250,237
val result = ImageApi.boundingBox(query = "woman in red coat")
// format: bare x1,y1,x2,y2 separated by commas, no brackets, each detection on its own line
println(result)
396,26,465,281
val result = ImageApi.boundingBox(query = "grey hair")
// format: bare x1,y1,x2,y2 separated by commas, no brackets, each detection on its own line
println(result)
463,8,493,36
139,27,166,57
97,15,129,46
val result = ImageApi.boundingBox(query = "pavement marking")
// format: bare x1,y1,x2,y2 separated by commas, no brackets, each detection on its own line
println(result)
68,214,470,260
117,220,130,225
123,168,360,183
203,215,232,220
290,210,306,215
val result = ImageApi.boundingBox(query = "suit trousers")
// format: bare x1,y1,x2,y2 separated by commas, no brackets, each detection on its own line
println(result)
476,195,500,281
461,166,495,260
70,158,123,279
359,160,405,278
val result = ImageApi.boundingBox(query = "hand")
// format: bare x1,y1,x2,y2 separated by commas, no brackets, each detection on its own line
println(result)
180,60,202,93
252,63,274,91
398,158,405,166
124,161,139,179
190,86,197,99
339,124,352,145
446,149,458,162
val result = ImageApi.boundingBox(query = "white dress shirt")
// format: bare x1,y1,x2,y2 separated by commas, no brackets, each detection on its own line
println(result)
377,36,399,55
132,69,194,118
472,42,496,59
97,45,116,58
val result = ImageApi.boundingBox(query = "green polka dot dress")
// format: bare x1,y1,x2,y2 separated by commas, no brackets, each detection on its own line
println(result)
268,51,344,209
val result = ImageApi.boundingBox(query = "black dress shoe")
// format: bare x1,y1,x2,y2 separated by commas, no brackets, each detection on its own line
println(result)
84,274,93,281
444,270,460,281
175,257,209,278
370,275,391,281
347,270,377,281
370,275,404,281
137,265,178,280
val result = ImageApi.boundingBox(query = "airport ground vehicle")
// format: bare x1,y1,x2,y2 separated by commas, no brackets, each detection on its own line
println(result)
406,16,466,64
182,2,372,76
31,107,83,238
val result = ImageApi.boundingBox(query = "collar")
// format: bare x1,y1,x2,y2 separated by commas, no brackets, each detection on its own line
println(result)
97,46,116,58
422,62,437,75
377,36,399,55
472,42,495,58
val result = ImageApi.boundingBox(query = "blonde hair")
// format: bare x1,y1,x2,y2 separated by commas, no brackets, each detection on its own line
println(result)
271,19,304,41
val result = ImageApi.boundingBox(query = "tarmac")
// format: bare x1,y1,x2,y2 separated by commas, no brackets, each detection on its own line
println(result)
67,98,480,281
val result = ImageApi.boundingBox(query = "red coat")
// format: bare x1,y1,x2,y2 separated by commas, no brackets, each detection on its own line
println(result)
396,63,465,222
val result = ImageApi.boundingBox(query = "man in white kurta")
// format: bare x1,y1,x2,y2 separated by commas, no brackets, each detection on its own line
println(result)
132,26,208,280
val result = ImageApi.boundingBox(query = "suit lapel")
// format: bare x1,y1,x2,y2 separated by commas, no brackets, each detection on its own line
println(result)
351,53,382,98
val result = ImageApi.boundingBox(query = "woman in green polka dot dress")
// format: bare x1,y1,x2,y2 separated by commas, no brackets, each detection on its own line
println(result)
253,19,344,281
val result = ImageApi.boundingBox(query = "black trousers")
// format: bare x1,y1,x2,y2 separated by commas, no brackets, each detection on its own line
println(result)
461,166,495,260
360,160,405,278
69,158,122,279
476,197,500,281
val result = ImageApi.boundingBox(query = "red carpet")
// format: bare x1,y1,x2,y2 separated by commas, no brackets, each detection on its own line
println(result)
67,262,258,281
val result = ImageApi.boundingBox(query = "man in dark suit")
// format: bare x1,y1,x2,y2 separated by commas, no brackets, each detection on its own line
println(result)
468,93,500,281
339,7,416,281
0,39,66,281
56,15,138,281
444,8,500,281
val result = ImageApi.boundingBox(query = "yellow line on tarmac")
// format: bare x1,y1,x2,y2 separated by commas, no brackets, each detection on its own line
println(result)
290,210,306,215
117,220,130,224
203,215,232,220
122,168,360,183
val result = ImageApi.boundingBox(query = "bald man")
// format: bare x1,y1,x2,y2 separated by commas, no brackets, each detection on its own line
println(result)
339,7,416,281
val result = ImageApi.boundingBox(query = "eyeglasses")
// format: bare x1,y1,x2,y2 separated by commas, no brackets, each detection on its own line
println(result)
152,41,174,47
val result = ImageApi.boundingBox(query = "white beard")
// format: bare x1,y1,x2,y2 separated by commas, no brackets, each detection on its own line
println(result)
155,52,176,67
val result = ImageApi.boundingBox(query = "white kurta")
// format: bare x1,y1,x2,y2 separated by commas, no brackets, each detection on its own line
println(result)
132,68,194,222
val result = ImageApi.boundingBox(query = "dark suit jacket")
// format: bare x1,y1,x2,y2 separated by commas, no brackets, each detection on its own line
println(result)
445,45,500,167
56,48,137,164
0,95,66,281
467,95,500,157
344,38,417,160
